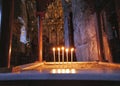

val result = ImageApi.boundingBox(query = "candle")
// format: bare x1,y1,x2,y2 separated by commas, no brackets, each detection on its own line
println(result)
71,48,74,62
57,48,60,62
53,48,56,62
66,48,69,62
61,47,64,62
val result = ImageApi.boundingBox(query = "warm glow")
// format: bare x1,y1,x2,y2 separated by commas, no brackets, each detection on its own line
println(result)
61,69,66,73
57,48,60,51
71,48,74,51
53,48,55,51
52,69,57,74
58,69,61,73
66,48,68,52
71,69,76,73
66,69,70,73
53,47,56,62
51,69,76,74
61,47,64,50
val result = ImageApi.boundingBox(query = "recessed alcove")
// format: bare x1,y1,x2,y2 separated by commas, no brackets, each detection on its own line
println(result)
0,0,120,85
0,0,120,66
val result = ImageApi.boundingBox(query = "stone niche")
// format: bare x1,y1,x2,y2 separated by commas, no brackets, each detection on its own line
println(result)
71,0,99,61
11,0,38,66
42,0,64,61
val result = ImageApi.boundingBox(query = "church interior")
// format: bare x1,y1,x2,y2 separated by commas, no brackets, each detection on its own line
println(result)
0,0,120,86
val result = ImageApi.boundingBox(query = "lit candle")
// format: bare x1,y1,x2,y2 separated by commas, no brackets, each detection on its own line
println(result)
61,47,64,62
66,48,69,62
71,48,74,62
57,48,60,62
53,48,56,62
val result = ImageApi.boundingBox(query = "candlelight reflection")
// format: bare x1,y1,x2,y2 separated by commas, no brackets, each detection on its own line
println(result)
51,69,76,74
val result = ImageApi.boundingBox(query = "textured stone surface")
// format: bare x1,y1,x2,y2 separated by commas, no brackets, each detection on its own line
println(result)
1,62,120,81
115,0,120,36
42,0,64,61
71,0,98,61
11,0,38,66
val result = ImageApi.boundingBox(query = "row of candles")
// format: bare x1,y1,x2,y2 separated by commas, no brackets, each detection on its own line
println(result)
52,47,74,62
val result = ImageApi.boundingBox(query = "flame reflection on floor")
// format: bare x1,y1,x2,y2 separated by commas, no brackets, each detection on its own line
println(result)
51,69,76,74
12,62,120,74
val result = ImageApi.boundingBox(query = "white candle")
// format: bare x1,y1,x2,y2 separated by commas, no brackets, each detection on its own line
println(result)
61,47,64,62
71,48,74,62
57,48,60,62
53,48,56,62
66,48,69,62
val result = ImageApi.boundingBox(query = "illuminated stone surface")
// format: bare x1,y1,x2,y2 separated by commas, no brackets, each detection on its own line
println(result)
71,0,98,61
0,62,120,81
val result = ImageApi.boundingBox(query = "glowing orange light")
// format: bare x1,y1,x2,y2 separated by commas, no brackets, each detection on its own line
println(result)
71,48,74,62
51,69,76,74
61,47,64,50
71,48,74,52
65,48,68,52
53,48,55,51
53,48,56,62
71,69,76,73
51,69,57,74
66,69,70,73
57,47,60,51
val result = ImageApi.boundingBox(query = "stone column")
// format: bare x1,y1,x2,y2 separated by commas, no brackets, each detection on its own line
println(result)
71,0,99,61
64,14,70,47
62,0,71,47
0,0,14,67
38,12,44,62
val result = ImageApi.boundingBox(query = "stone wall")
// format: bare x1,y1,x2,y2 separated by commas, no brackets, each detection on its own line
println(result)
71,0,99,61
11,0,38,66
115,0,120,37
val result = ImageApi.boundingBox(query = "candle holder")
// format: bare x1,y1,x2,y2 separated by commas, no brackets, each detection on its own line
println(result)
65,48,69,62
71,48,74,62
57,47,60,62
53,48,56,62
61,47,64,62
52,46,74,65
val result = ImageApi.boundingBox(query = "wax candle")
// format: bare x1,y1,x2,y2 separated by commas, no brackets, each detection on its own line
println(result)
53,48,56,62
66,48,69,62
71,48,74,62
57,48,60,62
61,47,64,62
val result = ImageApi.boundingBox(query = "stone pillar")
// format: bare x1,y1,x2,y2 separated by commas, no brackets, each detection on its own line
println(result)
71,0,99,61
94,12,105,62
38,12,44,62
62,0,71,47
64,14,70,47
0,0,14,67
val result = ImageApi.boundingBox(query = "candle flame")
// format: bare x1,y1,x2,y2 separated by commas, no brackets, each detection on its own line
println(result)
71,48,74,51
57,48,60,51
53,48,55,51
61,47,64,50
66,48,68,52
